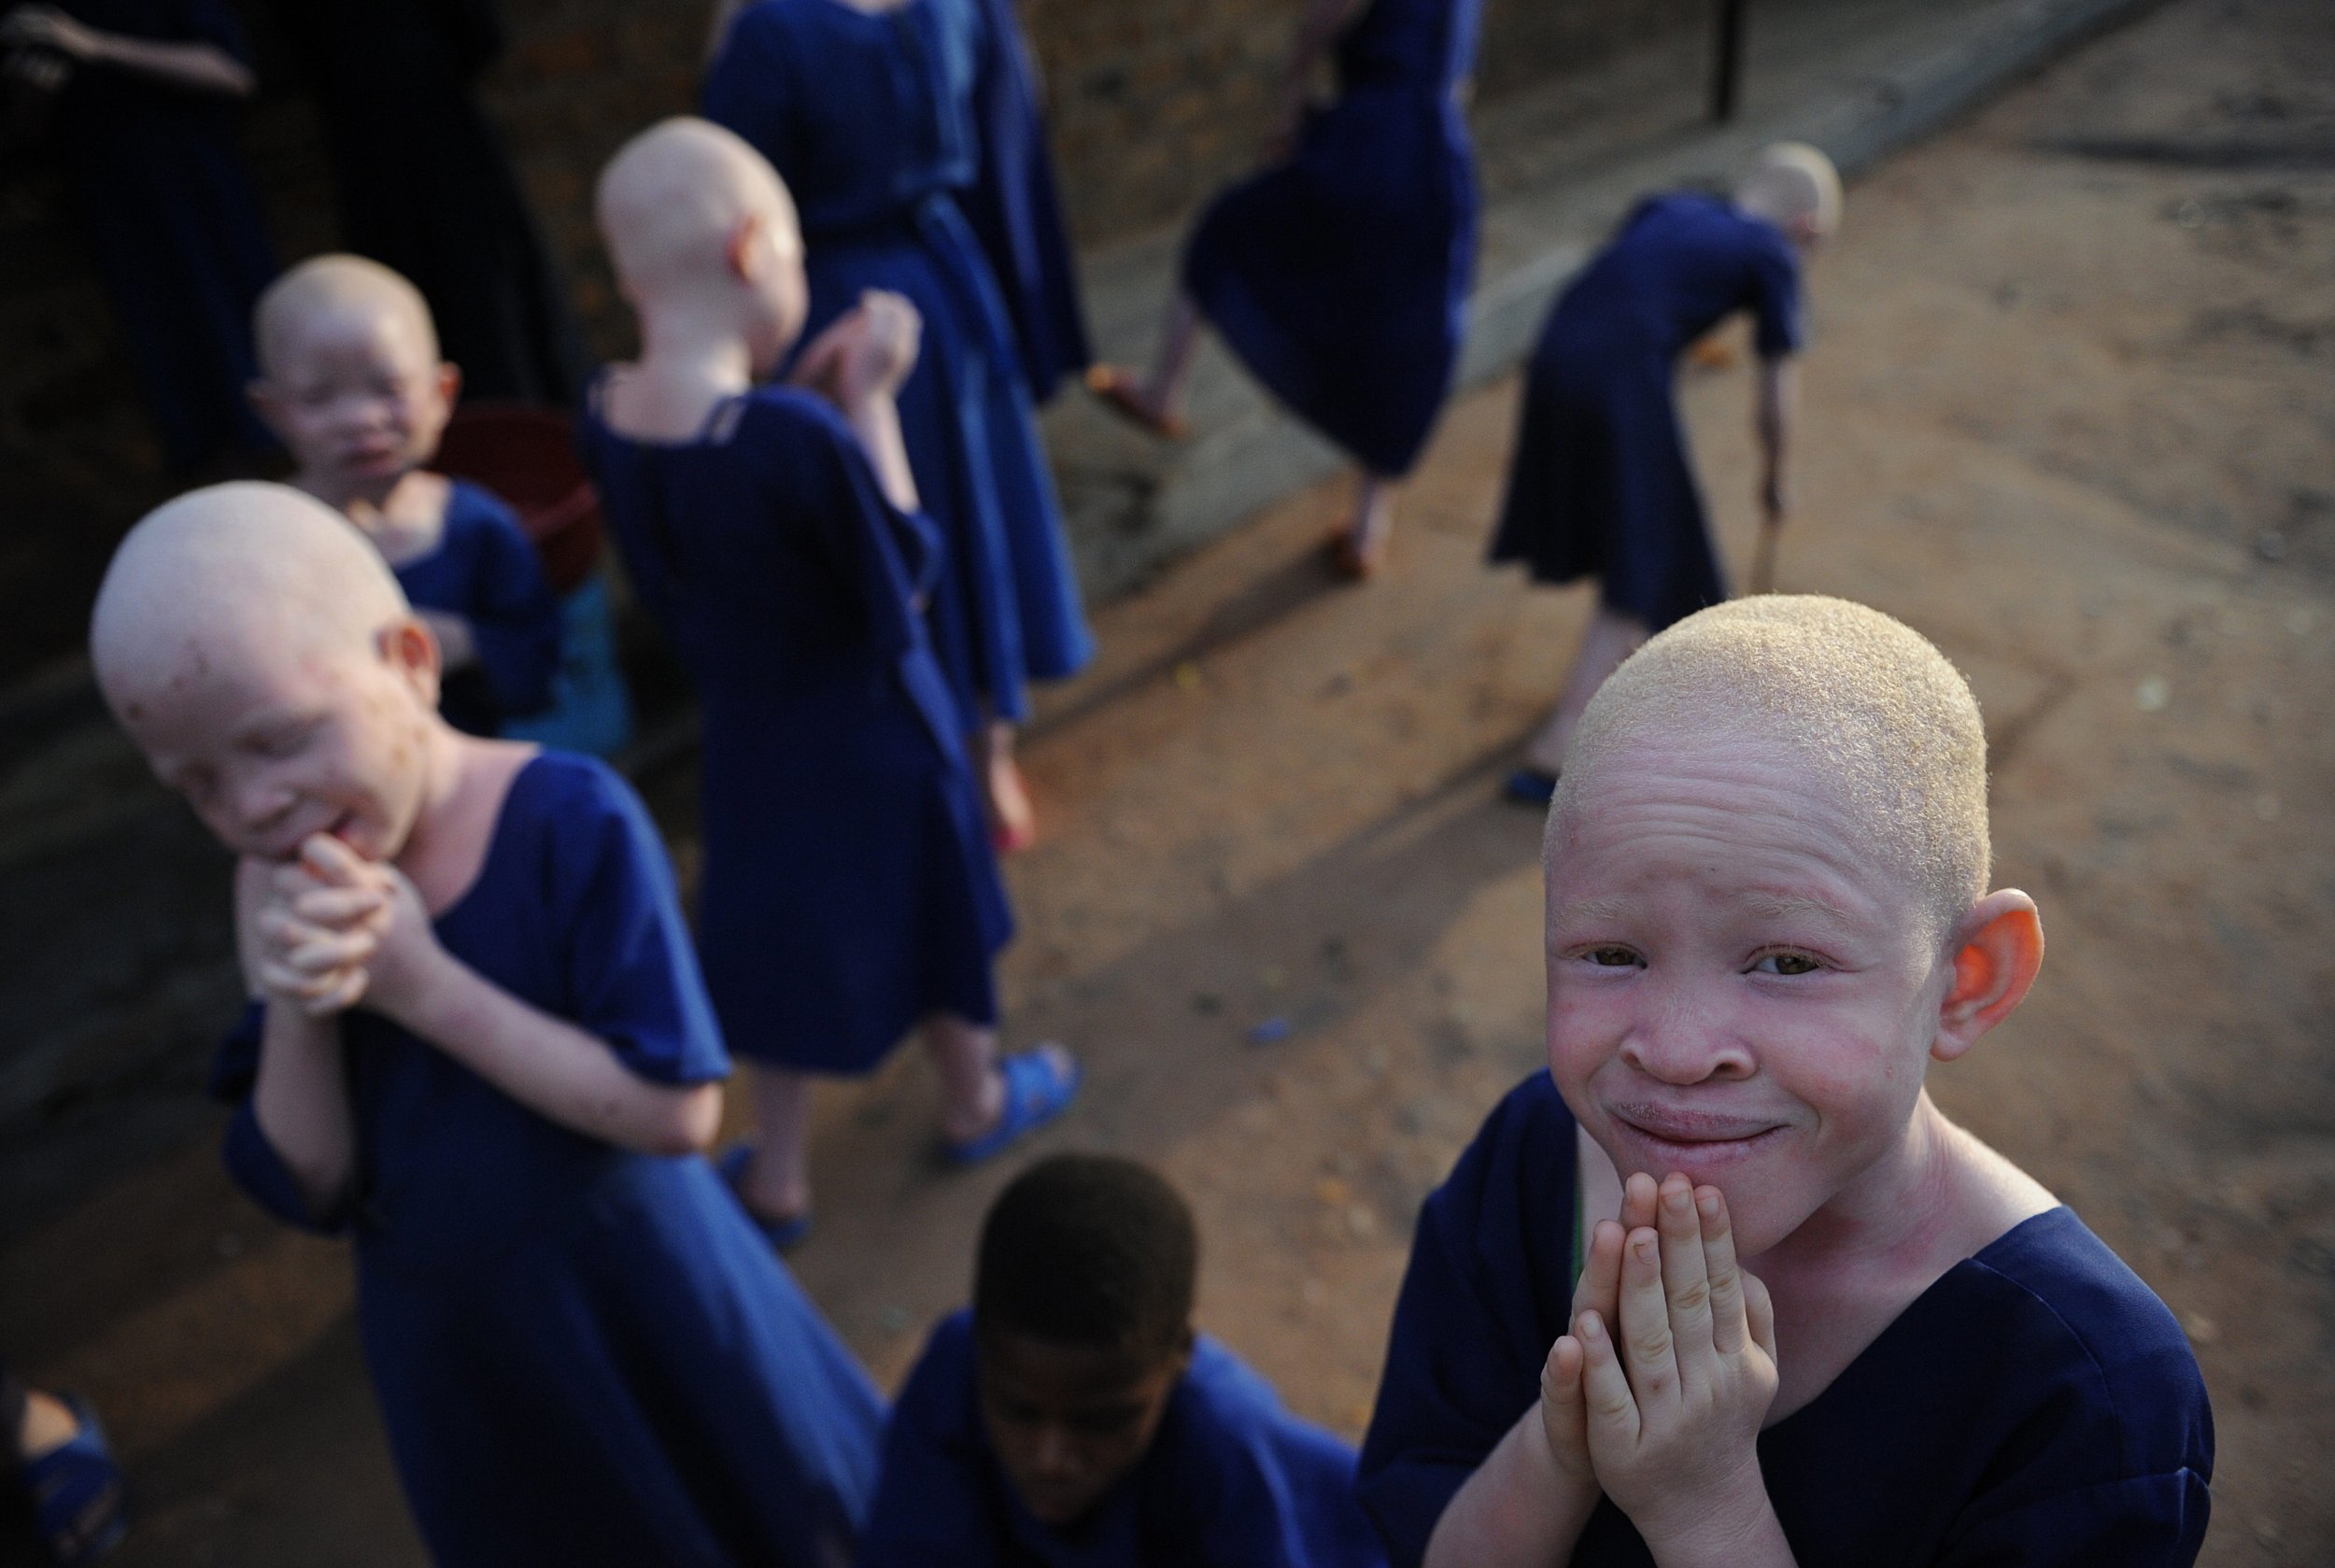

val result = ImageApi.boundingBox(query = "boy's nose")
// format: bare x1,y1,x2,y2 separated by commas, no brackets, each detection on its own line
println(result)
1619,999,1754,1083
1030,1424,1080,1478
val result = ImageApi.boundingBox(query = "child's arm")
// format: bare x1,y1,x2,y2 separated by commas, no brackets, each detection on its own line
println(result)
792,290,925,514
306,835,722,1157
1568,1177,1791,1567
1422,1176,1661,1566
1755,356,1795,527
0,7,253,97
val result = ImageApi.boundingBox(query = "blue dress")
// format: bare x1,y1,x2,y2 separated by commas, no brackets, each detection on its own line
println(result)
1489,193,1804,630
1356,1072,2215,1568
580,384,1012,1074
390,479,563,737
1181,0,1480,479
703,0,1096,732
860,1309,1387,1567
959,0,1091,402
208,753,885,1566
45,0,276,470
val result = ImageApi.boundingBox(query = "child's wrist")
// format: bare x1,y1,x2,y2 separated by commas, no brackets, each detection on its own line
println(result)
1639,1463,1785,1566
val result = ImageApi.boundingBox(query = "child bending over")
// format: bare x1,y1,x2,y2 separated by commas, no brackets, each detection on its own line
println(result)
1360,596,2212,1565
250,255,561,738
1493,146,1839,804
862,1153,1385,1565
581,119,1078,1250
90,484,882,1566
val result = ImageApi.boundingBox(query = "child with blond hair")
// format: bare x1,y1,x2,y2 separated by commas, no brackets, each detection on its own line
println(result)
249,254,561,739
580,119,1077,1249
1362,596,2212,1565
90,482,881,1565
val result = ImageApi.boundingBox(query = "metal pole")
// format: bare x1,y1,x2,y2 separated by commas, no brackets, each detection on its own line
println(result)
1712,0,1748,121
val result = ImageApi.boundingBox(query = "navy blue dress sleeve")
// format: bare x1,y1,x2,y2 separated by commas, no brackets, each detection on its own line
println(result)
446,484,562,719
857,1310,1005,1568
207,1001,357,1235
1176,1339,1388,1568
1746,229,1804,360
538,757,730,1087
1356,1073,1578,1568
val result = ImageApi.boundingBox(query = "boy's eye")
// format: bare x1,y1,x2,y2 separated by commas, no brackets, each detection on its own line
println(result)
1751,952,1823,976
1583,946,1643,968
1071,1404,1147,1437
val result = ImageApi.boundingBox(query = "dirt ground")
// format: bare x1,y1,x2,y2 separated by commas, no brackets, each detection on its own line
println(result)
3,0,2330,1561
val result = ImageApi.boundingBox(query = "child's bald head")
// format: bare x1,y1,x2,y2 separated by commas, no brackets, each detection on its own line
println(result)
1736,142,1843,243
1548,596,1988,939
92,482,411,712
254,254,440,380
598,117,800,297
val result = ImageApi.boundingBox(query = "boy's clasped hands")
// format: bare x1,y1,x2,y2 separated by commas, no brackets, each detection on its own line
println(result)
1542,1171,1790,1565
237,835,438,1022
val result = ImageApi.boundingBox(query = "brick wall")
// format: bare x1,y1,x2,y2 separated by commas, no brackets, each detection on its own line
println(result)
0,0,1703,685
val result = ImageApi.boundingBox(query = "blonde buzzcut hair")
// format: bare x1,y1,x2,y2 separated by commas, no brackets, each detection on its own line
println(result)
595,116,799,294
1548,595,1988,934
1736,141,1844,238
253,254,440,378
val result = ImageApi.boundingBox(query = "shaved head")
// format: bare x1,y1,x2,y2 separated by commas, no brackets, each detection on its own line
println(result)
597,117,800,295
1736,142,1844,238
1549,596,1988,934
91,481,411,711
254,254,439,379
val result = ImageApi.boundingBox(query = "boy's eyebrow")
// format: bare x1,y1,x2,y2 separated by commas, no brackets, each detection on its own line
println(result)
1549,896,1634,928
1741,890,1861,929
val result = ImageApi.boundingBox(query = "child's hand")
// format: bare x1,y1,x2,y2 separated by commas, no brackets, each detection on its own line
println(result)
1540,1171,1663,1482
790,291,922,409
296,834,445,1026
1569,1177,1781,1556
235,845,391,1016
0,7,101,62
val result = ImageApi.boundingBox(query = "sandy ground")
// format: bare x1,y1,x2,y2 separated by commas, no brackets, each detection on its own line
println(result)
3,0,2330,1561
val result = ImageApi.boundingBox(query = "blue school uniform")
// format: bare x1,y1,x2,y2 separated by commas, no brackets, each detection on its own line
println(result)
1357,1072,2215,1567
389,479,562,737
959,0,1090,402
1181,0,1480,478
1490,193,1804,630
43,0,276,469
861,1308,1386,1567
702,0,1096,732
580,384,1011,1073
208,752,884,1567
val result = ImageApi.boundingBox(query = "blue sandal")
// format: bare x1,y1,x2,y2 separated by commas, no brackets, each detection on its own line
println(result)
21,1394,128,1564
715,1145,815,1252
946,1049,1082,1165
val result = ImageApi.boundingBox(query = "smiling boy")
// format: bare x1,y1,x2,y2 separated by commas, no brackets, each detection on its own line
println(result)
1359,596,2212,1566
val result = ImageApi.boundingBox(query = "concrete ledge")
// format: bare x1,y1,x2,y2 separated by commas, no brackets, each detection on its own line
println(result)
1041,0,2163,600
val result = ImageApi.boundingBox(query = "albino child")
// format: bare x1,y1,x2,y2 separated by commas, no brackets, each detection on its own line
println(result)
580,119,1078,1250
1085,0,1480,577
862,1154,1385,1565
89,483,882,1566
1494,145,1841,803
250,255,561,738
1361,596,2212,1565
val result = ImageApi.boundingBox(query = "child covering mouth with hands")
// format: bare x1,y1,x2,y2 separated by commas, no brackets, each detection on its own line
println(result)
1358,595,2213,1566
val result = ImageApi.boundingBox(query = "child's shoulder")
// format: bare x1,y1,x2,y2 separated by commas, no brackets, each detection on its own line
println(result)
493,748,661,870
732,383,862,448
1956,1208,2207,1431
435,476,530,540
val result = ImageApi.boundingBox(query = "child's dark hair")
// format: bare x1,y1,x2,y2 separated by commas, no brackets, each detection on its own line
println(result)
974,1153,1197,1356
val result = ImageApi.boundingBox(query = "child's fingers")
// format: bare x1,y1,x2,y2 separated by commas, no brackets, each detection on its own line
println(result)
302,966,370,1017
1574,1310,1642,1448
259,957,354,1005
1537,1333,1592,1478
1696,1184,1751,1356
1571,1217,1626,1321
1618,1226,1679,1409
290,883,390,928
285,926,379,975
1744,1267,1778,1363
1620,1169,1661,1234
1655,1175,1718,1380
298,832,373,888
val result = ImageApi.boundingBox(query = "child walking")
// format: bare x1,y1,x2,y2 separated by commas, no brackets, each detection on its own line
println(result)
703,0,1097,854
1085,0,1481,578
1492,145,1839,803
862,1153,1386,1565
249,255,563,739
1359,596,2212,1566
89,483,884,1566
580,119,1078,1248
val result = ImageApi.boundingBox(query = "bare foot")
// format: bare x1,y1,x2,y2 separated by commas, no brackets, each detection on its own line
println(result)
1085,365,1188,439
732,1146,813,1227
939,1040,1077,1148
987,752,1037,853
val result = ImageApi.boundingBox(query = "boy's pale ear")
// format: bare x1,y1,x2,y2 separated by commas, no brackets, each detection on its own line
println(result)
434,361,463,408
725,213,764,283
247,379,289,438
376,616,443,706
1932,891,2044,1063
